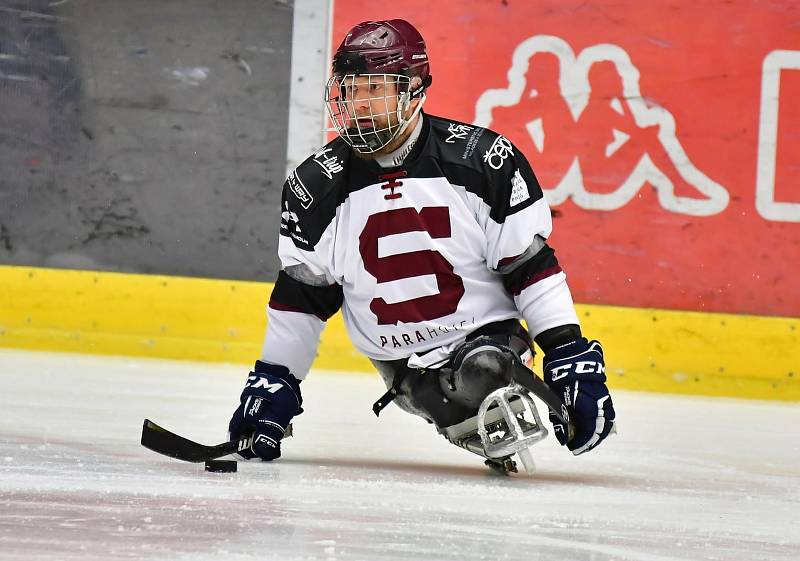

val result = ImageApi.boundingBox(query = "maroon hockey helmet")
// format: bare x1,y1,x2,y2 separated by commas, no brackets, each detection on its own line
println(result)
325,19,433,154
332,19,431,86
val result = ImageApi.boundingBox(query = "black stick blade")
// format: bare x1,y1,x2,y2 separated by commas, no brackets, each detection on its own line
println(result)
141,419,240,462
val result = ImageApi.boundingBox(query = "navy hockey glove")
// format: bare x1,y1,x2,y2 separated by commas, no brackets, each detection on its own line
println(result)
543,338,615,455
228,361,303,461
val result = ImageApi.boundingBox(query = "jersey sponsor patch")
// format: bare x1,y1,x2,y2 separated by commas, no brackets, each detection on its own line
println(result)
510,169,530,207
287,171,314,209
281,206,299,225
483,135,514,170
312,147,343,179
280,201,312,249
445,123,473,144
459,126,486,159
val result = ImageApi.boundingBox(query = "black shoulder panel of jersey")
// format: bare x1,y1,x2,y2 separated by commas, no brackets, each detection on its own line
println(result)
422,113,545,223
280,138,353,251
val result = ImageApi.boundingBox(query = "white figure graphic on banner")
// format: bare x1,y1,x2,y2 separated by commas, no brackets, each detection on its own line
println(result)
756,50,800,223
474,35,730,217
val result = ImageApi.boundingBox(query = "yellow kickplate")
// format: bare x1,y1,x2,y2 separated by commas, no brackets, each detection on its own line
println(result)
1,265,797,400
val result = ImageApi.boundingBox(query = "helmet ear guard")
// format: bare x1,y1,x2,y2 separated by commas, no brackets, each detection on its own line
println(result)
395,75,428,113
409,75,432,98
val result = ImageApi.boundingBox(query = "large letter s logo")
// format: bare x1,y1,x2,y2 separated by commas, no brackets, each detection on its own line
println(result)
359,207,465,325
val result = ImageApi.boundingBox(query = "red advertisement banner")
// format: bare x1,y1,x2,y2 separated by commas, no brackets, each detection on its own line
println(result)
332,1,800,317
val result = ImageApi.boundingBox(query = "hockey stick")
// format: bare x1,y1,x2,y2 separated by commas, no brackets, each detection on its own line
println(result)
140,419,247,462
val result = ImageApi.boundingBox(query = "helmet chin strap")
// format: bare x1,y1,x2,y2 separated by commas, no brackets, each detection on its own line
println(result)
390,93,426,148
375,112,424,168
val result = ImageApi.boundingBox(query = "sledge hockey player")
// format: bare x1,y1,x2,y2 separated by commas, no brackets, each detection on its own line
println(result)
228,19,615,472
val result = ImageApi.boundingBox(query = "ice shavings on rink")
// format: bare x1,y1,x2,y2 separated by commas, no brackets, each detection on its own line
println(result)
1,349,798,561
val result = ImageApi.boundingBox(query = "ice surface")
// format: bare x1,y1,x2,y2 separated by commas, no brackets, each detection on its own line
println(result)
1,349,798,561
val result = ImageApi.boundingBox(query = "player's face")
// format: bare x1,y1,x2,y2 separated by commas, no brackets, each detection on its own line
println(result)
339,74,401,131
326,73,422,156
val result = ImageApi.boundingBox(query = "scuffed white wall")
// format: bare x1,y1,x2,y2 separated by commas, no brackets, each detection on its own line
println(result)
286,0,333,175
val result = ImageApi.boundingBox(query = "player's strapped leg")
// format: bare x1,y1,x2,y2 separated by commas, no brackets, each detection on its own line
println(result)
369,319,534,429
370,320,556,474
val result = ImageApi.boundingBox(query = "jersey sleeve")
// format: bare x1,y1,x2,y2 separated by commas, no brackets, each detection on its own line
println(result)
261,168,344,380
476,134,580,338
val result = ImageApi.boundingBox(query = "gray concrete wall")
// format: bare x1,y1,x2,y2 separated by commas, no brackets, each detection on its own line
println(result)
0,0,294,281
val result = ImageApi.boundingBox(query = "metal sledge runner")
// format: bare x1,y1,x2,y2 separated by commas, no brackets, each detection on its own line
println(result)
440,346,574,475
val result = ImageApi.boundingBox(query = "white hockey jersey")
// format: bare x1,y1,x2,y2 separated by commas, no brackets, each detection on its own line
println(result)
263,114,578,379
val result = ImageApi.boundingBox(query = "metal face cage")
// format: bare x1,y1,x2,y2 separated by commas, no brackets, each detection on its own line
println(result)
325,73,414,154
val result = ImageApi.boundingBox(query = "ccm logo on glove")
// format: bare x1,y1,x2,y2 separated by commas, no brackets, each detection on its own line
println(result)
549,360,605,381
253,433,278,451
245,376,284,393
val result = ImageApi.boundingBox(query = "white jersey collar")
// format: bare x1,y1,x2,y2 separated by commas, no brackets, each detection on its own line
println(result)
375,116,424,169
